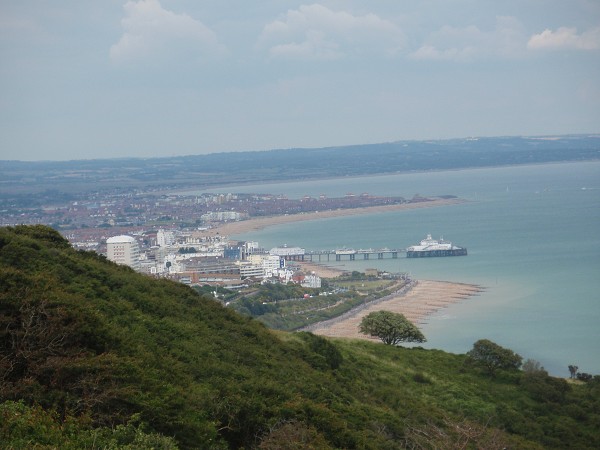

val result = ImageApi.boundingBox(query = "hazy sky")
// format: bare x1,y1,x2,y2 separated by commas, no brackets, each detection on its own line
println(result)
1,1,599,161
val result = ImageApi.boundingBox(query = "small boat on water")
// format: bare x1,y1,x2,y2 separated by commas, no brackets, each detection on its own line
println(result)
406,234,467,258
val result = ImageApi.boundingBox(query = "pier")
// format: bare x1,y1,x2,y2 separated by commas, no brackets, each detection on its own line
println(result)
306,248,405,262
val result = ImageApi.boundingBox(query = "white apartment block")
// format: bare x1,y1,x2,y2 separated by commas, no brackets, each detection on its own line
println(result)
201,211,242,222
301,272,322,288
157,229,175,247
106,235,141,271
237,261,265,279
262,255,284,278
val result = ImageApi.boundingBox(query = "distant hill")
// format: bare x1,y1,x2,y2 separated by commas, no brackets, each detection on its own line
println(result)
1,135,598,195
1,225,599,449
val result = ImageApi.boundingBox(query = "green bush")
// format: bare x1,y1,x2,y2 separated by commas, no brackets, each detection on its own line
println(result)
0,401,179,449
466,339,522,376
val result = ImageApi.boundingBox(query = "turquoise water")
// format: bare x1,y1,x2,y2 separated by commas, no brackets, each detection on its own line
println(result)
210,162,600,376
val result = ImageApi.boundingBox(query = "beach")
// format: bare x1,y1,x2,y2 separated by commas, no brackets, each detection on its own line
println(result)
286,258,485,339
206,196,483,340
308,280,484,341
207,198,466,237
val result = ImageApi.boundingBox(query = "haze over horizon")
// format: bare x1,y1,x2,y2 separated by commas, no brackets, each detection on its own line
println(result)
1,1,599,161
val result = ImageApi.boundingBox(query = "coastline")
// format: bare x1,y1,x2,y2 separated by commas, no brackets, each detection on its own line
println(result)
307,280,484,341
200,162,600,375
207,197,466,237
206,197,484,342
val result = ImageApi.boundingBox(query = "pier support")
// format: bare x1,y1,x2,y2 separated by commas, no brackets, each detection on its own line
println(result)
310,248,404,261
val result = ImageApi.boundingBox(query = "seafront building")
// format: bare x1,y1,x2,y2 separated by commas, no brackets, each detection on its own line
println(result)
105,231,318,288
301,272,322,288
156,229,175,247
237,261,265,279
201,211,244,222
262,254,284,278
106,235,141,271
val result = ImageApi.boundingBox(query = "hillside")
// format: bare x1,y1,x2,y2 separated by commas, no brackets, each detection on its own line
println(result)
1,225,599,449
1,135,598,195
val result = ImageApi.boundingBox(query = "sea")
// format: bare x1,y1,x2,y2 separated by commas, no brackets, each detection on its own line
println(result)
204,161,600,377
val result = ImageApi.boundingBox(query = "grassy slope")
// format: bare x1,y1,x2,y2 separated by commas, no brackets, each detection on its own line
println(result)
1,226,598,449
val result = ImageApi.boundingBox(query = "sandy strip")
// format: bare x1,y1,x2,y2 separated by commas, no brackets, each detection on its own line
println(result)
308,280,484,341
207,198,466,237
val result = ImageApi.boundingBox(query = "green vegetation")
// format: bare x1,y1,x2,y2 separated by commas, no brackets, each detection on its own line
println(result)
359,311,426,346
467,339,523,376
223,276,405,332
1,225,600,449
229,286,369,331
332,271,397,293
334,279,393,292
0,401,178,449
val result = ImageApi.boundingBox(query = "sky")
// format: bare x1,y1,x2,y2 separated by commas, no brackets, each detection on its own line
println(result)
1,1,599,161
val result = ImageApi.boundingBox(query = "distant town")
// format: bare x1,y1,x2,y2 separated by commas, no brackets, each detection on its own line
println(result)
2,134,597,289
1,187,435,288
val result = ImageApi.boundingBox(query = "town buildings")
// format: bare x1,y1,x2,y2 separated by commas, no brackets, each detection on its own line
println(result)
104,229,320,289
106,235,141,271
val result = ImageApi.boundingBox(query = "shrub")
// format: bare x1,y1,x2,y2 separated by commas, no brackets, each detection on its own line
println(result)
466,339,522,376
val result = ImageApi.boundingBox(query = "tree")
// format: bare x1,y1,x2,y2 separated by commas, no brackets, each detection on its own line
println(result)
466,339,522,376
568,365,579,379
576,372,593,382
359,311,426,346
522,358,546,375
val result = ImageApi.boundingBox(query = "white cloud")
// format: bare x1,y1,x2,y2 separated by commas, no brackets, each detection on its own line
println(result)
110,0,222,63
410,16,526,61
410,44,475,62
258,4,405,60
269,30,342,60
527,26,600,50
